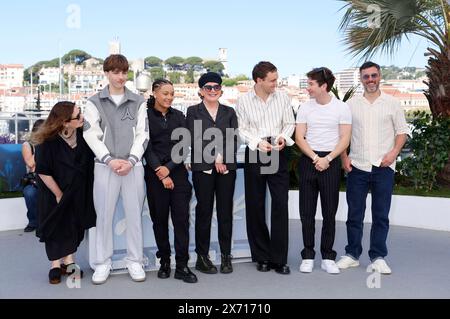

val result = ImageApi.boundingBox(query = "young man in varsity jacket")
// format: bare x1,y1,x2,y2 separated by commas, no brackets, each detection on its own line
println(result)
83,54,149,284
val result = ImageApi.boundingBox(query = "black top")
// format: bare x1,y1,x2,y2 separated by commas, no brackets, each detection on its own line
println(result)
35,128,96,243
186,102,239,171
144,105,187,171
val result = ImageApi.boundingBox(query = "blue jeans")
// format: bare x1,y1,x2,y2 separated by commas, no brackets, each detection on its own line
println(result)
23,184,38,227
345,166,394,261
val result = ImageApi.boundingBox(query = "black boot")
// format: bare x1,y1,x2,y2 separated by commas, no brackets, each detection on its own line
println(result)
174,265,198,283
220,254,233,274
195,254,218,274
158,259,171,279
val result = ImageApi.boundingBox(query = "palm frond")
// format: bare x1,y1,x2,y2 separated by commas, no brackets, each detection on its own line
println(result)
338,0,446,60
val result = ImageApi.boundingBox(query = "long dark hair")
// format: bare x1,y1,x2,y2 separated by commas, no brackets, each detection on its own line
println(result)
147,78,173,108
32,101,75,145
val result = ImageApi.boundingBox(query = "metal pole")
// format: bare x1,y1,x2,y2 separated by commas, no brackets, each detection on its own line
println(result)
59,40,63,100
30,71,33,104
14,113,18,144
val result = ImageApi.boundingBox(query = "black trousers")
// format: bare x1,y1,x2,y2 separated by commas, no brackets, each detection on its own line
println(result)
145,165,192,266
298,152,341,260
244,147,289,265
192,170,237,256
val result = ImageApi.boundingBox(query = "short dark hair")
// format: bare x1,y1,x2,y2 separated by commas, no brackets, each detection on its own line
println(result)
359,61,380,73
252,61,277,82
103,54,129,72
306,67,335,92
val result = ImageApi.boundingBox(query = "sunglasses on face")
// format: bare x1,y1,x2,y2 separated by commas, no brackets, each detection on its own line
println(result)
202,84,222,92
362,73,379,80
69,110,82,121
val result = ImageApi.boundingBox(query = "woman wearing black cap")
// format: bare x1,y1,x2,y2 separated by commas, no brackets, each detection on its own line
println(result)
186,72,239,274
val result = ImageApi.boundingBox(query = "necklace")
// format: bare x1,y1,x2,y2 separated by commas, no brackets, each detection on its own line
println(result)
59,130,77,148
205,104,219,121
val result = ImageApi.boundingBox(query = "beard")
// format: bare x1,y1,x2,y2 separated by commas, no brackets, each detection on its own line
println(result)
364,83,379,93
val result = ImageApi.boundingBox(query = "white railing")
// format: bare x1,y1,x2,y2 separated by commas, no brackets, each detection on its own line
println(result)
0,111,49,144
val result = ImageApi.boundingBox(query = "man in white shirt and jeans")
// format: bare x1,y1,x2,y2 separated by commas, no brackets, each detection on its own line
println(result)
295,67,352,274
336,62,409,274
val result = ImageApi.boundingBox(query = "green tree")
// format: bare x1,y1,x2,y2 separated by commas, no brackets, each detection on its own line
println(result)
24,66,42,84
165,56,185,67
222,78,238,87
338,0,450,184
234,74,250,81
127,70,134,81
203,60,225,74
62,49,91,64
168,72,182,84
145,56,163,68
397,112,450,191
149,67,165,81
185,69,195,83
185,56,203,66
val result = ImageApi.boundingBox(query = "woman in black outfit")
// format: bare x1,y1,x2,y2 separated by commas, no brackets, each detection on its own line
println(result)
186,72,239,274
34,101,96,284
144,79,197,283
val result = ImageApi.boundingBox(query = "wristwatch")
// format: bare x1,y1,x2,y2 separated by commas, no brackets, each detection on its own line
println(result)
326,155,333,162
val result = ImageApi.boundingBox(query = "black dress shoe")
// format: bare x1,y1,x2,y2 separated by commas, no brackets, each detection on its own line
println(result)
61,263,84,278
174,266,198,283
24,225,36,232
48,267,62,284
270,263,291,275
157,261,171,279
195,255,218,274
220,254,233,274
256,261,271,272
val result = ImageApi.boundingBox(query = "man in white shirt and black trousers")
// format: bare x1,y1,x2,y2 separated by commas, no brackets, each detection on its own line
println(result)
295,67,352,274
236,61,295,275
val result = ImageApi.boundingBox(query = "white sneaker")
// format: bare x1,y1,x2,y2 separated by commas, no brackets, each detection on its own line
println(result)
369,259,392,275
321,260,340,274
92,264,111,285
336,256,360,269
299,259,314,273
127,262,146,282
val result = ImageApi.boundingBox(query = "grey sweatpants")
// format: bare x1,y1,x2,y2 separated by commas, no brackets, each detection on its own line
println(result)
93,162,145,267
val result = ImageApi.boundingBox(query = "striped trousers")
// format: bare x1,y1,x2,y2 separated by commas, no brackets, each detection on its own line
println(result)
298,151,341,260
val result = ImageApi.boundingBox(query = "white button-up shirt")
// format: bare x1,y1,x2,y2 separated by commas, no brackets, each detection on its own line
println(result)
236,88,296,151
347,92,410,172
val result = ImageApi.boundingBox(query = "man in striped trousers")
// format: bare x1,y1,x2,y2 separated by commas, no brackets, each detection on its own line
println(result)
295,67,352,274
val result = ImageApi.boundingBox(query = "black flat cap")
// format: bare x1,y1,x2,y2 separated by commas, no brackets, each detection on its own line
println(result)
198,72,222,88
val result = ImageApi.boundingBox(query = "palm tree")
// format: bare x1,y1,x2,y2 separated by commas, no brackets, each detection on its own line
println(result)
338,0,449,117
331,85,359,102
338,0,450,184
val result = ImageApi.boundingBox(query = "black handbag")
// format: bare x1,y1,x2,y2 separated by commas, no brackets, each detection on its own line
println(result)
21,172,37,187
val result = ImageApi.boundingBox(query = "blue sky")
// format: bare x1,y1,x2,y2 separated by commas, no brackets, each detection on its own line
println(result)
1,0,430,76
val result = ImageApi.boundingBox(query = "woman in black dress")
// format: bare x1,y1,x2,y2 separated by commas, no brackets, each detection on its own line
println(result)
33,101,96,284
